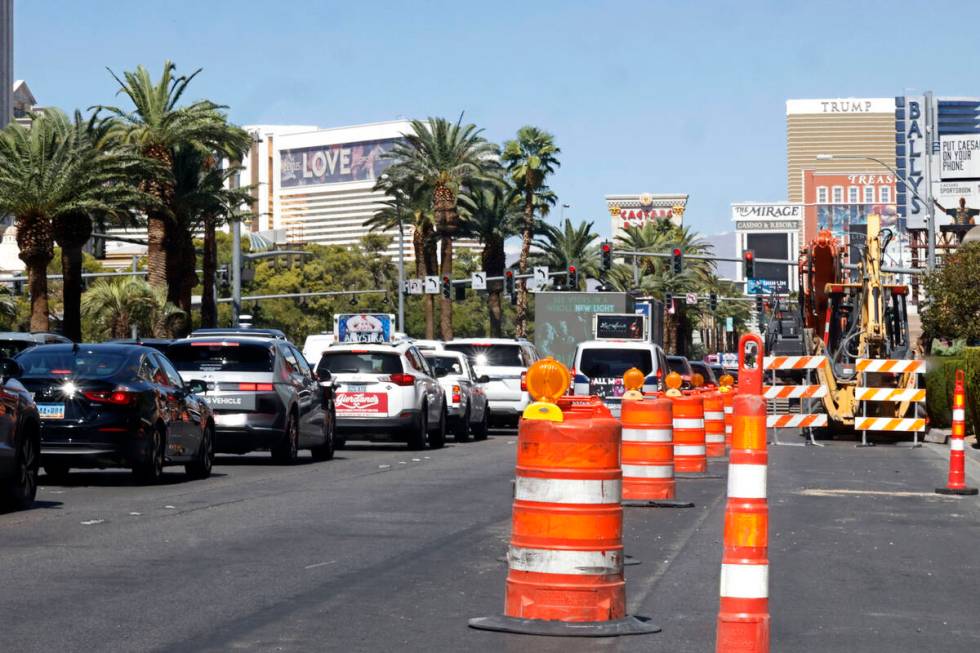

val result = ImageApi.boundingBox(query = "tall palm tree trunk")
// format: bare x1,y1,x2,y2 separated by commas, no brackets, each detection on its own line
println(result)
200,216,217,328
482,235,504,338
147,212,169,291
17,214,54,333
413,226,434,340
515,193,534,338
178,229,197,318
53,213,93,343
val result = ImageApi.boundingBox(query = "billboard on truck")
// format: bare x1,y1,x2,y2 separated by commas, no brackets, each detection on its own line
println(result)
333,313,395,343
534,292,629,367
594,314,647,340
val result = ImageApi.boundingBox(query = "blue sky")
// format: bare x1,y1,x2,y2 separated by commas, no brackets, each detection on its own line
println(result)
14,0,980,237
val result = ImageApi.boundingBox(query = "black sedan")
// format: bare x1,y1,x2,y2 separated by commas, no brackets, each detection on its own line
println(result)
0,358,41,511
15,344,215,483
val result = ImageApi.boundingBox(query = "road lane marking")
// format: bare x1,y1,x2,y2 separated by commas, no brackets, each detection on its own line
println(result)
799,489,953,498
304,560,337,570
80,519,104,525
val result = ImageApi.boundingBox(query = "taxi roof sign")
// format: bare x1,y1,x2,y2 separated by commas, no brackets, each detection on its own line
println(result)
334,313,395,344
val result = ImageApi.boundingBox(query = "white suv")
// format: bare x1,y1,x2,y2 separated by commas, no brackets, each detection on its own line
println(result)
444,338,538,427
315,342,446,450
572,340,669,417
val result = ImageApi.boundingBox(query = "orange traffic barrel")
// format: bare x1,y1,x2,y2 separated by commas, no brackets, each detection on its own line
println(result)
722,390,735,449
469,412,659,636
671,394,706,473
557,395,613,419
703,392,726,458
620,397,674,500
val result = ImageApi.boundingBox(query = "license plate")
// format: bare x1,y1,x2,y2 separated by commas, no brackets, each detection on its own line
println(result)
38,403,65,420
345,384,367,393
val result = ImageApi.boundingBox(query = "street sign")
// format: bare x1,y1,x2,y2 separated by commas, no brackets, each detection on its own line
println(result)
725,316,734,332
533,266,549,291
685,292,698,305
471,272,487,291
408,279,423,295
424,276,440,295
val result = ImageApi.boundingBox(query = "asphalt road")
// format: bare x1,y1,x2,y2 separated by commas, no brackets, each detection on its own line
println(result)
2,429,979,652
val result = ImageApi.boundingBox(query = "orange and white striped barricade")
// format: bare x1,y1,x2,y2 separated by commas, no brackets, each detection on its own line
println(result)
620,396,694,508
671,394,707,474
722,390,735,449
936,370,977,496
704,391,727,458
854,358,926,447
762,356,829,447
716,333,770,653
469,394,659,636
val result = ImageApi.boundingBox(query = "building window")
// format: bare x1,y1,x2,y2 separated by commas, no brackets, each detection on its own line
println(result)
848,186,859,204
864,186,875,204
817,186,828,204
832,186,844,204
879,186,891,203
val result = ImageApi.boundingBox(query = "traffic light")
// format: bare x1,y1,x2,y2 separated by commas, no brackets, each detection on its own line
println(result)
671,247,683,274
709,292,718,311
455,284,466,301
567,265,578,289
755,295,764,315
601,242,612,271
743,249,755,279
441,276,451,299
505,270,515,295
665,291,673,307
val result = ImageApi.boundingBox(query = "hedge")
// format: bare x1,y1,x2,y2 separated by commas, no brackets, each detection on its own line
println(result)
925,347,980,434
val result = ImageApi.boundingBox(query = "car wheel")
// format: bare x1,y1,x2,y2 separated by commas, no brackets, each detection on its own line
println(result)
272,414,300,464
185,424,214,480
472,408,489,441
133,427,165,484
1,430,38,512
428,406,447,450
407,406,428,450
43,463,71,483
311,411,335,462
454,407,471,443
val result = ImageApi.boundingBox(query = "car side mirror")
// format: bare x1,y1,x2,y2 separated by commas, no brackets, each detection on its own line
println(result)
0,358,21,381
316,368,332,383
477,374,490,384
185,379,208,395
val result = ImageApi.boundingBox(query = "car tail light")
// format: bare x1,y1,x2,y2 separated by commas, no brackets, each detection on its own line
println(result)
452,385,461,403
83,390,137,405
520,371,527,392
238,383,274,391
388,373,416,386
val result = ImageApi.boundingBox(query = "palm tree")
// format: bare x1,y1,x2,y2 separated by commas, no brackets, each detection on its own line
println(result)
97,61,251,307
532,218,600,288
459,183,521,336
81,276,183,339
0,110,144,333
502,126,560,337
383,117,499,340
368,179,438,338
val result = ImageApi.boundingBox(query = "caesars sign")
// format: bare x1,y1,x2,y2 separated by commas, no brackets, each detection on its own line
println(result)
280,138,400,188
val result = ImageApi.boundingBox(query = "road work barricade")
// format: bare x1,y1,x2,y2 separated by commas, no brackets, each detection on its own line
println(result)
761,355,828,446
722,388,734,449
936,370,978,496
704,392,726,458
671,394,707,473
716,334,770,653
854,358,926,447
470,359,659,637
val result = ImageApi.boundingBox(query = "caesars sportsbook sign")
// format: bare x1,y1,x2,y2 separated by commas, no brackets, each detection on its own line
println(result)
280,138,401,188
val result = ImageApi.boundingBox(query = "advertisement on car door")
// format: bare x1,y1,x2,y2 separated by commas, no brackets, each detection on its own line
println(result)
335,392,388,416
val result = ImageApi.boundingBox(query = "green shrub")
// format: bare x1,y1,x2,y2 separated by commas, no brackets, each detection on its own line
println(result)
925,347,980,434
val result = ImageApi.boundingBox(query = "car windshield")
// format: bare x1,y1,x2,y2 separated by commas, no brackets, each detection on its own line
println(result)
690,362,718,384
424,355,465,377
445,343,522,367
0,339,37,359
16,349,133,379
579,348,652,378
668,357,693,376
167,342,274,373
317,351,403,375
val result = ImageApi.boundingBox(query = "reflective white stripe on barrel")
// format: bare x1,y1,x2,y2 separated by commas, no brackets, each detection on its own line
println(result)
706,434,726,443
724,406,733,414
514,477,621,505
725,425,733,433
508,546,623,575
621,427,672,443
953,408,965,422
675,444,706,456
952,439,965,451
704,411,725,421
622,464,673,479
728,464,767,499
673,418,704,429
719,563,769,599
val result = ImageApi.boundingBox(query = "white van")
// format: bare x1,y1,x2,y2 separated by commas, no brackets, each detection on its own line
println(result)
571,340,669,417
302,333,336,365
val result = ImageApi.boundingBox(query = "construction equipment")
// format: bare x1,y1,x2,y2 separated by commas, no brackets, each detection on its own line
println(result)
787,213,921,430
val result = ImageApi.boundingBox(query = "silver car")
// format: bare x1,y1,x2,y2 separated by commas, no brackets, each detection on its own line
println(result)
166,337,336,463
422,350,489,442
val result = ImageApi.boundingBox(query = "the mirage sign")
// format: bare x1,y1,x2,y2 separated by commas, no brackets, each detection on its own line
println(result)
279,138,400,188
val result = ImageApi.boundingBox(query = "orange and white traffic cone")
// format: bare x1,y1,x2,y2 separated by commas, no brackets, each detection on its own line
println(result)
716,334,770,653
936,369,977,496
704,391,727,458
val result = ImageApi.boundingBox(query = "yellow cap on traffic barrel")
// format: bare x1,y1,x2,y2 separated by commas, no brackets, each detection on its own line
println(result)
664,371,683,397
691,373,704,389
622,367,645,401
522,358,570,422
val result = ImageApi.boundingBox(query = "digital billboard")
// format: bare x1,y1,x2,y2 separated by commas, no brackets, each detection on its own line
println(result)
534,292,629,367
280,138,400,188
745,233,789,295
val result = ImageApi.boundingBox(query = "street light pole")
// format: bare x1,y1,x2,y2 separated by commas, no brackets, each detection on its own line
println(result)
924,91,937,270
396,194,405,333
231,217,242,327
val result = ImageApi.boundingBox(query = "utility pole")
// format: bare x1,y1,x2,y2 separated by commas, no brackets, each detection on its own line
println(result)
231,218,242,327
396,194,405,333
